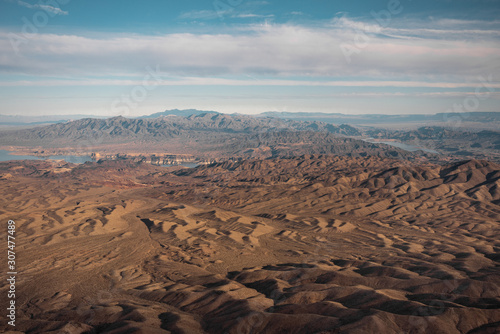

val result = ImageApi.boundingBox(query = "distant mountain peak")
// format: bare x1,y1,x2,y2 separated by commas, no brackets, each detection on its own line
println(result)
140,109,220,119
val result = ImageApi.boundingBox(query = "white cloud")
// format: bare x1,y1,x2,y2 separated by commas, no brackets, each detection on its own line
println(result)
12,0,68,15
37,4,67,15
0,19,499,82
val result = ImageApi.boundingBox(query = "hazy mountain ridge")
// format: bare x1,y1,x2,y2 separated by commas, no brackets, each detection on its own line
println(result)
0,113,361,144
367,126,500,160
3,110,499,127
0,109,215,125
368,126,500,142
139,109,220,118
5,112,499,161
262,111,500,126
0,113,433,161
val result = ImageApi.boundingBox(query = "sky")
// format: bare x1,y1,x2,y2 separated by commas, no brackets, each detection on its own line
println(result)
0,0,499,117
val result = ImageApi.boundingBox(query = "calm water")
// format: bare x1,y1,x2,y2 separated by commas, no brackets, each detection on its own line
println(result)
0,150,92,163
0,150,199,167
363,139,439,154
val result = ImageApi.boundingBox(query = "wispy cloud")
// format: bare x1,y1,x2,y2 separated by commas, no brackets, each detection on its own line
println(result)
232,13,274,18
178,10,220,20
245,1,270,5
330,16,500,39
333,91,500,99
178,10,273,20
10,0,68,15
2,78,499,90
178,0,272,21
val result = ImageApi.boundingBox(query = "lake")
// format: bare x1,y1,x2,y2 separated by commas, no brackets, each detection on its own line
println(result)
363,140,440,154
0,150,93,163
0,150,200,167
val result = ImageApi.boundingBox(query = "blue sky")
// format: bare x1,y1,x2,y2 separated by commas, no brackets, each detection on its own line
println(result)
0,0,499,116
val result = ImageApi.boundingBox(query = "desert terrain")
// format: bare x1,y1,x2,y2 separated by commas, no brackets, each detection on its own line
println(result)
2,0,499,330
0,154,499,333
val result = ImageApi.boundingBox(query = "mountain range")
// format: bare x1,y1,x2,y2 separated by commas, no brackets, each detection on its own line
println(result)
3,110,499,161
0,112,432,161
0,113,360,144
3,109,499,127
262,111,500,126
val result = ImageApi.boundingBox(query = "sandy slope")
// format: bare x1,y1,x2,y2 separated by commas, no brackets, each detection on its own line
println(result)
0,157,498,333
